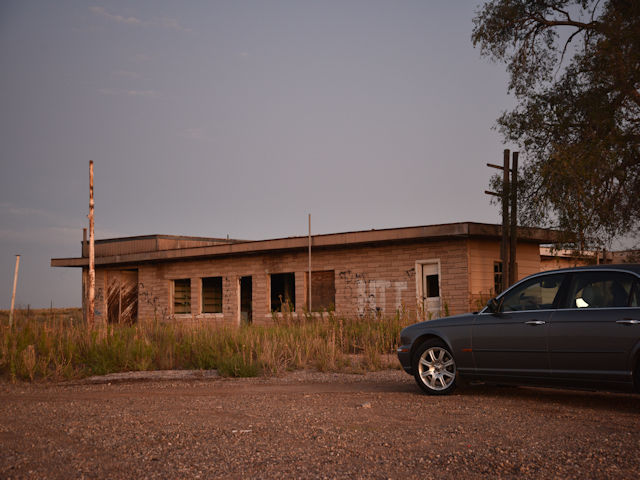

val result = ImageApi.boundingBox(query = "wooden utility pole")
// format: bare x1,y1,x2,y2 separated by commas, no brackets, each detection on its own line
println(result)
308,214,312,313
88,160,95,328
486,149,520,292
501,149,510,291
8,254,20,328
82,228,87,323
509,152,519,286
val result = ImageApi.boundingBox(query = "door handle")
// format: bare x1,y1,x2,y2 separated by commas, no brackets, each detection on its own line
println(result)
525,320,546,325
616,319,640,325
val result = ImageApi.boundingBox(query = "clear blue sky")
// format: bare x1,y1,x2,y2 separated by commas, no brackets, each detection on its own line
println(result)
1,0,514,308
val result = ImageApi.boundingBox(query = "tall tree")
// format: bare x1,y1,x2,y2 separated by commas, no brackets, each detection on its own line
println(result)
473,0,640,250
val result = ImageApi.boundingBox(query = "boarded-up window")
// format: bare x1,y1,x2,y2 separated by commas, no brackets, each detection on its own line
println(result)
202,277,223,313
271,273,295,312
173,279,191,314
305,270,335,311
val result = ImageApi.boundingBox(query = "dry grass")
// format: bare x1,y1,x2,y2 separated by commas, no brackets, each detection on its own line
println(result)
0,308,414,381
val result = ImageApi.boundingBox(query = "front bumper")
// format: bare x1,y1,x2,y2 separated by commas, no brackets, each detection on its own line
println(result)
396,345,413,374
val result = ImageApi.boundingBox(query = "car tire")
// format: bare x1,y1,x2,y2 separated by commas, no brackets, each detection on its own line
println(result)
413,340,457,395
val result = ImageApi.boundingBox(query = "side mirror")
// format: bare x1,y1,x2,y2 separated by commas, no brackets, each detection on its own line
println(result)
486,297,501,314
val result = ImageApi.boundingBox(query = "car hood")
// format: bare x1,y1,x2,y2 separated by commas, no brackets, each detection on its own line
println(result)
402,313,476,333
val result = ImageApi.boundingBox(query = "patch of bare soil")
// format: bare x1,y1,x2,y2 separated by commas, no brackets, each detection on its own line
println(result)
1,370,639,479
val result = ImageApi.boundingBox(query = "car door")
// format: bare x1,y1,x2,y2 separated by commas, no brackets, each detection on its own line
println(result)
472,273,565,381
548,270,640,389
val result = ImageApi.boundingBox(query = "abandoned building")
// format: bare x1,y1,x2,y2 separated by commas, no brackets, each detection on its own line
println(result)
51,222,559,325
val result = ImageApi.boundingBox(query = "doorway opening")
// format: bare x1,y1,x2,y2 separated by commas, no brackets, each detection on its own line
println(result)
416,261,441,319
239,276,252,325
106,269,138,324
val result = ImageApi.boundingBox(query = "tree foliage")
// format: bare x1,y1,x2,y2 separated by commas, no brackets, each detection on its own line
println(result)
473,0,640,249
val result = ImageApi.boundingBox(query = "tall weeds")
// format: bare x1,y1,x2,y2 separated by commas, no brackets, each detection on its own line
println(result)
0,308,413,381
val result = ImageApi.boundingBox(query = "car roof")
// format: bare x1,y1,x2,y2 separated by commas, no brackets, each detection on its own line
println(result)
538,264,640,275
489,264,640,305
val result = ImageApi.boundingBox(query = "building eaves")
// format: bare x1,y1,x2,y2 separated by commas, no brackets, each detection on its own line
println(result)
51,222,559,268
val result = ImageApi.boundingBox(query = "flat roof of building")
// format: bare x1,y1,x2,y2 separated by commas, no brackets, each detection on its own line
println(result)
91,234,247,245
51,221,560,268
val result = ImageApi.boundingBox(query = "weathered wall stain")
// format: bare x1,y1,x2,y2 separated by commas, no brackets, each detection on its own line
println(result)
94,287,104,317
339,270,408,316
222,276,234,314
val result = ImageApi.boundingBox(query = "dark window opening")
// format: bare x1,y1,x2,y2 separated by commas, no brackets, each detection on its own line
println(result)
173,279,191,314
426,274,439,298
202,277,223,313
271,273,296,312
306,270,335,311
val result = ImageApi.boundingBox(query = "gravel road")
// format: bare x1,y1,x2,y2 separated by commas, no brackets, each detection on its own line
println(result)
1,370,639,479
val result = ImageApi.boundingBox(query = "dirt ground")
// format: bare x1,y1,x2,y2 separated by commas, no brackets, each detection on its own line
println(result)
1,370,639,479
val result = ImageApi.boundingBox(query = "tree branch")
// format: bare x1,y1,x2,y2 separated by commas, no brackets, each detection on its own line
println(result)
556,28,584,76
531,16,600,31
590,0,602,23
551,6,571,21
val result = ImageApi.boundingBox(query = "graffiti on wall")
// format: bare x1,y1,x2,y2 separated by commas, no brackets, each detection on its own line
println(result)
339,270,412,316
138,282,168,322
94,287,104,317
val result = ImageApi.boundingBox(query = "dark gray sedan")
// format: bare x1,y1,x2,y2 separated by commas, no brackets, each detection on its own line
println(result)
397,265,640,395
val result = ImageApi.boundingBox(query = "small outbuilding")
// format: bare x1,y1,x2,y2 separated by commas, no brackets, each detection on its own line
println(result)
51,222,557,325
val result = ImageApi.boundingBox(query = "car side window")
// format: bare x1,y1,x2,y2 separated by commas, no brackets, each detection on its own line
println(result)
630,280,640,308
500,274,564,312
564,272,635,309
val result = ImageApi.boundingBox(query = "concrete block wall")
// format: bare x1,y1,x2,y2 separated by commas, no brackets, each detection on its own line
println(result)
108,238,472,325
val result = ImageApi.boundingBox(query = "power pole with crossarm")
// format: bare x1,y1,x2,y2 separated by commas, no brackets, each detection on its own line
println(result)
485,149,519,292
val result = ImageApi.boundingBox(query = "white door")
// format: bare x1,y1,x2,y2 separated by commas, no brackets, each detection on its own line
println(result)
421,263,441,319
